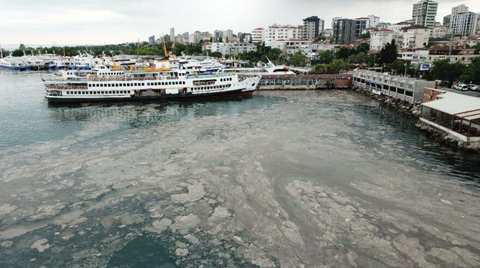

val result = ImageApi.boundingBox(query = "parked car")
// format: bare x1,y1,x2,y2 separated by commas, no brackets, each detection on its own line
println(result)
453,84,469,91
467,84,479,91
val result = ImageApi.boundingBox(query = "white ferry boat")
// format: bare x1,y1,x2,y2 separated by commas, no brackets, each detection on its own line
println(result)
44,69,260,103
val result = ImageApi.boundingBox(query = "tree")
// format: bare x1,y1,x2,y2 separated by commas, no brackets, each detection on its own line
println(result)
475,44,480,55
19,44,26,50
358,31,371,39
327,59,349,74
218,36,223,43
379,40,397,64
318,50,335,64
313,36,326,43
288,52,307,67
336,47,352,59
355,43,370,54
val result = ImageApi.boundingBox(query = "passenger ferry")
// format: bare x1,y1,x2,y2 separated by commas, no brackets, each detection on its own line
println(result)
44,68,260,103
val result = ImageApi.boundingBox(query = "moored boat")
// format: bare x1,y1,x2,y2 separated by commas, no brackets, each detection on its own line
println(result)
44,69,260,103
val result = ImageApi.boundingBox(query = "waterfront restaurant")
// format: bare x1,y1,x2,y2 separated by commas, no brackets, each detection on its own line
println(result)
420,90,480,142
353,69,437,104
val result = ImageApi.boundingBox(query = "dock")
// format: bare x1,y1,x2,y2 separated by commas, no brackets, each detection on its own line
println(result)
254,74,352,90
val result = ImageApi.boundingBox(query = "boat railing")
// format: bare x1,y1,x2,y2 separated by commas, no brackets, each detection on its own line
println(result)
46,84,88,90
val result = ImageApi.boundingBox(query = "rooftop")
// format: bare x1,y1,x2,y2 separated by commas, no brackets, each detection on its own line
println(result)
422,92,480,115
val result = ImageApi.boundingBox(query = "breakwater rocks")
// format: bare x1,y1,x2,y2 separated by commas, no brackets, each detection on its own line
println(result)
416,121,480,152
354,87,420,116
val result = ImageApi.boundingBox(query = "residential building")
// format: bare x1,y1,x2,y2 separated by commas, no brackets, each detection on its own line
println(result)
398,49,430,64
333,19,356,44
412,0,438,28
182,32,189,40
332,17,343,28
265,24,303,47
443,15,451,27
226,30,233,42
376,22,392,29
353,69,437,104
303,16,324,40
452,4,469,15
202,42,257,55
214,30,224,42
148,35,156,46
428,46,480,63
432,25,448,38
269,39,312,56
399,25,431,49
368,15,381,28
370,29,397,51
450,11,478,36
252,28,265,43
477,14,480,35
355,17,371,37
322,29,333,37
388,22,413,35
170,28,175,43
174,34,184,43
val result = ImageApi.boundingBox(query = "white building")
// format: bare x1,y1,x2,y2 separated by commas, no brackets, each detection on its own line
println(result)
452,4,469,15
269,39,311,55
450,11,478,36
399,25,431,49
398,49,430,64
203,42,257,55
370,29,397,51
368,15,381,28
265,24,303,47
432,25,448,38
252,28,265,43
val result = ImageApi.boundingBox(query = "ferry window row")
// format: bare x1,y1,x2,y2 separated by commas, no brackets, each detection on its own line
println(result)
194,85,229,91
66,91,130,95
90,83,145,87
220,78,232,82
146,81,186,86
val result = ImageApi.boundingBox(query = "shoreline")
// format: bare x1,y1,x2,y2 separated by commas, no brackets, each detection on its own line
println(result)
353,86,480,153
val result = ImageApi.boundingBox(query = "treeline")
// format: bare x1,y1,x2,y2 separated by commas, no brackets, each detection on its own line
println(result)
425,58,480,84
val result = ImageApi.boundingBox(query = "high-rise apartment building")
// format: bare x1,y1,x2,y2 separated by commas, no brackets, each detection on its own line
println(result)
450,11,478,36
412,0,438,28
170,28,175,43
452,4,468,15
302,16,324,40
333,19,355,44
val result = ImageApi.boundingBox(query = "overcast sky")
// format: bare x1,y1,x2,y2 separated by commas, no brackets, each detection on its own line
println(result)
1,0,479,47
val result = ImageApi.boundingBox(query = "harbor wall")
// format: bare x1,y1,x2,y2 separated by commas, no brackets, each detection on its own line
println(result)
252,74,353,90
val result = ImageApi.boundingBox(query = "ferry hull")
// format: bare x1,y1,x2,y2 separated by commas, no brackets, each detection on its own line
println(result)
46,89,254,104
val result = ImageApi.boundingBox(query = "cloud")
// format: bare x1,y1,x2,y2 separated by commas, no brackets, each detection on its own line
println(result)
1,0,479,46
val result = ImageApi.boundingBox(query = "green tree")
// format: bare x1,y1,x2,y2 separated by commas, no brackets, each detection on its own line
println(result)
288,52,307,67
318,50,335,64
379,40,397,64
313,36,326,43
327,59,349,74
475,44,480,55
355,43,370,54
336,47,352,59
358,31,371,39
218,36,223,43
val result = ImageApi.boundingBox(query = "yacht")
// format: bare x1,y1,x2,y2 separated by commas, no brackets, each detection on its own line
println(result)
220,60,295,76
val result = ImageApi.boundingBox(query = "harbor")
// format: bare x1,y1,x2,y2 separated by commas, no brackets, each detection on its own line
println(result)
2,0,480,267
1,70,480,268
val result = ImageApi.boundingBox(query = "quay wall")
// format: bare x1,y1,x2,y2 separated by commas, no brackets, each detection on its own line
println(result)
252,74,353,90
